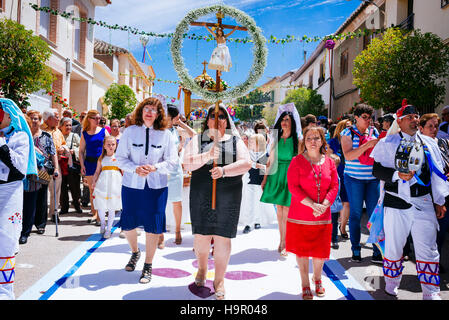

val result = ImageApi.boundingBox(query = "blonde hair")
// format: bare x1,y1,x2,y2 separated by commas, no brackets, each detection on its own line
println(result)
249,134,267,152
333,119,351,141
98,135,117,164
82,110,100,132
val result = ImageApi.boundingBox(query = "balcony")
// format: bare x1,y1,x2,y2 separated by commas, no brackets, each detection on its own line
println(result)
397,13,414,31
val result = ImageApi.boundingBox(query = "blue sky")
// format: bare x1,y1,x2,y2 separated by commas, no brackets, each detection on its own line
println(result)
95,0,361,102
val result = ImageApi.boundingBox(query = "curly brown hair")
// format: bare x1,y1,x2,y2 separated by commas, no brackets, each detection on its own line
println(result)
133,97,167,130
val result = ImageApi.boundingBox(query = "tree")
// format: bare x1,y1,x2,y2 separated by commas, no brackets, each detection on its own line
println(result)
235,89,271,122
262,104,278,126
103,83,137,120
0,18,54,108
282,87,326,117
353,28,449,114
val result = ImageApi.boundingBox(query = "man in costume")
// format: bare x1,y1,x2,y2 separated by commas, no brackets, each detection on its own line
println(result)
0,98,37,300
371,101,448,300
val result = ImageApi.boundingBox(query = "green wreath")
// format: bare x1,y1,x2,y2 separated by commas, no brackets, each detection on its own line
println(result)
170,4,267,103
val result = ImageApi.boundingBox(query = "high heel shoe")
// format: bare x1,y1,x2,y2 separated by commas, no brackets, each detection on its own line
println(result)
194,269,207,287
313,278,325,297
302,286,313,300
213,283,225,300
174,231,182,245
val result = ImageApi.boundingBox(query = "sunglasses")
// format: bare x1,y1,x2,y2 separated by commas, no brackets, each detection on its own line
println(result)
209,113,227,120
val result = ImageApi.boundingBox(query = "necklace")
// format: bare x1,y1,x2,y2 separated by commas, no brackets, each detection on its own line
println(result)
306,154,322,203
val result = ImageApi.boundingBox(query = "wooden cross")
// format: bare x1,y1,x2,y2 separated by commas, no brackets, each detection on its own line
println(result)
201,60,208,73
190,11,248,210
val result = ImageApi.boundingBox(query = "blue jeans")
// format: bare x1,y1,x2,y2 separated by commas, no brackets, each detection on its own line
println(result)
344,174,381,256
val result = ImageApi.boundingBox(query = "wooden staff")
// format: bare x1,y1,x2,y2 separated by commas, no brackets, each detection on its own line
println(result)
211,70,221,210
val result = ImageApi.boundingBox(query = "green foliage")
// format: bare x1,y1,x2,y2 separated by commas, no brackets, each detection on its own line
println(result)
282,87,326,117
353,28,449,114
103,83,137,120
262,105,278,126
235,89,271,122
0,18,54,108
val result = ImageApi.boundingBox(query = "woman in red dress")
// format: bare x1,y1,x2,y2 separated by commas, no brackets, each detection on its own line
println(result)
286,126,339,300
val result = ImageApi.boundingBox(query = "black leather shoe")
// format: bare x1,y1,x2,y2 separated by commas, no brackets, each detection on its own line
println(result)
59,209,68,215
243,226,251,234
254,223,261,229
19,236,28,244
37,228,45,235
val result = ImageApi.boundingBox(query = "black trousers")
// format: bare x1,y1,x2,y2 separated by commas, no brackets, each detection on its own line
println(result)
60,171,81,211
21,190,39,237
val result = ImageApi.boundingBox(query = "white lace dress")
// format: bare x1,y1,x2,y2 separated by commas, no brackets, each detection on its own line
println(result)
209,43,232,72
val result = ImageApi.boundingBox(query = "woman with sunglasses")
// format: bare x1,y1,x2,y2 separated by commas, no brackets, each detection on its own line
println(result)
79,110,109,224
183,104,251,300
340,103,381,264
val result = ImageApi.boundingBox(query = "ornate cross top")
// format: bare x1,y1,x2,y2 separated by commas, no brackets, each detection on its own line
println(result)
190,11,248,43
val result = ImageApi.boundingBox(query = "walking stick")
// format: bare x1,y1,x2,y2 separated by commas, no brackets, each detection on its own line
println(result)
54,173,59,237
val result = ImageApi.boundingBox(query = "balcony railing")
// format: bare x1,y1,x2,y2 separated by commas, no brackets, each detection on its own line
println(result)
397,13,414,31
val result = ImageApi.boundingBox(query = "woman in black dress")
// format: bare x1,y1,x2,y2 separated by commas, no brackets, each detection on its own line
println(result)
183,104,251,299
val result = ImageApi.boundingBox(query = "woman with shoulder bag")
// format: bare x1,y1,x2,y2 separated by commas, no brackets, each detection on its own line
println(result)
59,117,82,214
20,110,57,241
340,104,382,264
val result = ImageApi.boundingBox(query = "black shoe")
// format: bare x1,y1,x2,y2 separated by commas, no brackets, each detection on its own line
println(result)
59,209,68,215
81,202,89,207
440,264,445,274
74,206,83,213
50,215,60,223
37,228,45,235
139,263,152,284
125,250,141,272
331,242,339,249
19,236,28,244
254,223,261,230
371,254,383,265
243,225,251,234
351,253,362,263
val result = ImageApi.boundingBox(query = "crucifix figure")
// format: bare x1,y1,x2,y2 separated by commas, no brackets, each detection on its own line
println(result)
190,11,247,209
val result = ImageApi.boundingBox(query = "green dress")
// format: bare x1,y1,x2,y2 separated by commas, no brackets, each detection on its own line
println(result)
260,136,295,207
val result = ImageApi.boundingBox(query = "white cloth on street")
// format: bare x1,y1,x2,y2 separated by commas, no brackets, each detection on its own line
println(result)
209,43,232,72
92,155,122,212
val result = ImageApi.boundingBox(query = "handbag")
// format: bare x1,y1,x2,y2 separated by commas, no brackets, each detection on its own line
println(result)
67,133,81,175
59,156,69,176
350,127,375,165
30,152,51,185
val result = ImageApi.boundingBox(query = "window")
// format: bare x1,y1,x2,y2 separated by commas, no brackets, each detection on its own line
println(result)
308,71,313,89
39,0,58,44
363,33,375,50
340,50,349,78
318,62,325,85
72,5,87,65
39,0,51,38
442,0,449,8
129,70,134,88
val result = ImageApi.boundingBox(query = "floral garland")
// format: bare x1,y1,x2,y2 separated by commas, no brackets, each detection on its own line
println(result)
170,4,267,103
29,4,382,44
47,91,79,118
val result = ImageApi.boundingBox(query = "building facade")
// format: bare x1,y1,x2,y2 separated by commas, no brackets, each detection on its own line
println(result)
0,0,111,114
93,39,155,117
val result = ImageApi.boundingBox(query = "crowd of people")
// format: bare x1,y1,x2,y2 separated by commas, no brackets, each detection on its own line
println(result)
1,95,449,301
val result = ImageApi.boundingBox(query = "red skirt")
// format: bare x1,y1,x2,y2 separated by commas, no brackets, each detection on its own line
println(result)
286,221,332,259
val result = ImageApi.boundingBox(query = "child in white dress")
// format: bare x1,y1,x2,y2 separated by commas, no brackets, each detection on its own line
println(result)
239,134,276,233
92,136,122,238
